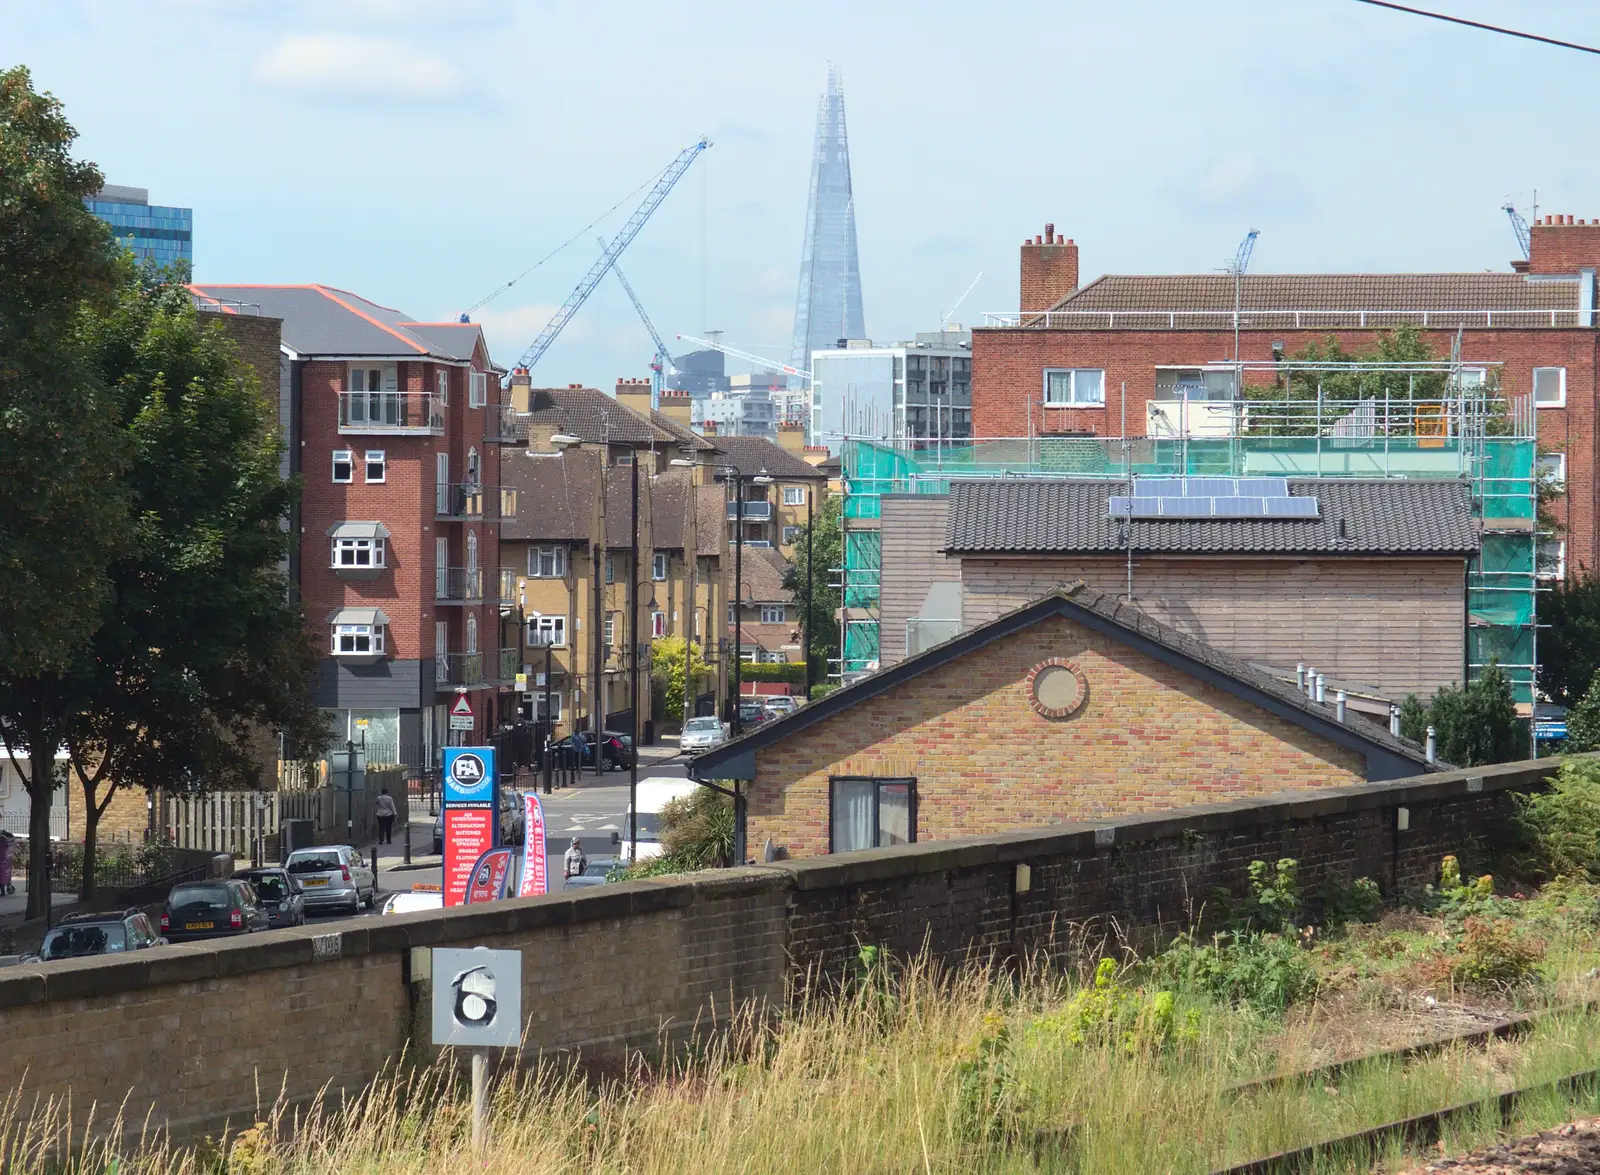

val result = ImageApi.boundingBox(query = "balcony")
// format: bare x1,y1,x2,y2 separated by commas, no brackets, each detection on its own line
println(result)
435,482,513,522
496,569,518,605
434,567,483,604
434,648,519,691
338,391,445,435
727,500,773,521
484,404,522,443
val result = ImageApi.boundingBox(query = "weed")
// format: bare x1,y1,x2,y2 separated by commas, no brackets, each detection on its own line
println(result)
1515,757,1600,880
1152,931,1317,1013
1024,957,1197,1054
1318,875,1384,928
954,1010,1017,1142
1451,917,1546,990
1245,858,1302,933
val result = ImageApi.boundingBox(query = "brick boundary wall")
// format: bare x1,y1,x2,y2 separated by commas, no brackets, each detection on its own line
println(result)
0,757,1568,1145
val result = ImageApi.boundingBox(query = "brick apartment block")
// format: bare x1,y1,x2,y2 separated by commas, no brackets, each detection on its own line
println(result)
974,218,1600,573
191,284,511,757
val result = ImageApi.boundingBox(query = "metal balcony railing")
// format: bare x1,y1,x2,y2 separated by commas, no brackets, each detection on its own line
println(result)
484,404,521,443
727,500,773,521
338,391,445,434
497,569,518,604
434,567,483,603
434,648,518,690
435,483,513,521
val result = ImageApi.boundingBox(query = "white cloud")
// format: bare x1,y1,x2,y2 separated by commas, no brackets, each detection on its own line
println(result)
255,34,462,99
472,303,588,363
334,0,504,21
1181,154,1311,217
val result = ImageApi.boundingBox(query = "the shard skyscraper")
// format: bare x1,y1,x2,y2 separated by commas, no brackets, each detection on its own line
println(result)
789,67,864,390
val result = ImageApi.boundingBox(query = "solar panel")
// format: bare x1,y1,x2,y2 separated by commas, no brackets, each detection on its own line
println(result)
1235,477,1290,497
1160,496,1213,517
1130,478,1186,498
1211,496,1268,517
1108,497,1131,517
1185,477,1237,498
1265,496,1320,517
1131,499,1162,517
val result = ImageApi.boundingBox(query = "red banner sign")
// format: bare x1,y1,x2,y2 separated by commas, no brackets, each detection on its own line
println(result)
465,846,515,904
443,808,494,907
519,792,549,897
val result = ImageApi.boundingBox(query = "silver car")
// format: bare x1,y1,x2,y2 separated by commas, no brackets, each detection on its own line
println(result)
679,716,728,753
284,845,377,914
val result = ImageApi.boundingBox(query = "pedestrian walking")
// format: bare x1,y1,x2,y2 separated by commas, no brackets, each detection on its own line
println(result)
374,788,397,845
563,837,587,881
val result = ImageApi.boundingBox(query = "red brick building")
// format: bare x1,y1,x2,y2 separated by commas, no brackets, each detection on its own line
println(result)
974,218,1600,572
192,284,511,759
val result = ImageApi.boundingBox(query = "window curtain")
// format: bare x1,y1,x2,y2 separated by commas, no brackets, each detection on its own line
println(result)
831,780,875,852
878,783,912,846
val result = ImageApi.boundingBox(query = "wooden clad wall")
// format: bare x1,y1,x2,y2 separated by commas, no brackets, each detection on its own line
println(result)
960,555,1465,698
879,495,957,667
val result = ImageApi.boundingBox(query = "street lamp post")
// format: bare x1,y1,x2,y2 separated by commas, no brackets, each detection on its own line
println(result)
628,452,640,866
803,486,814,700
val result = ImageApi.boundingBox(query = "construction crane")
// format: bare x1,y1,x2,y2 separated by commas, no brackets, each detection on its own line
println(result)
599,237,674,409
1504,201,1532,259
1227,228,1259,361
514,137,710,375
676,334,813,383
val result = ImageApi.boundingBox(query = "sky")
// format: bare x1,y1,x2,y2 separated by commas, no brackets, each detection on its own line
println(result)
6,0,1598,387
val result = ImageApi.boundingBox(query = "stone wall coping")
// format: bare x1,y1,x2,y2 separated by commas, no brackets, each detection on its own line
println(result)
0,756,1567,1008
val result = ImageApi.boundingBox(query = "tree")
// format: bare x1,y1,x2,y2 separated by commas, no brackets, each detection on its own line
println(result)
61,276,323,897
781,490,842,680
1397,663,1524,767
610,786,734,880
0,67,133,915
1563,669,1600,754
1537,572,1600,708
651,635,708,723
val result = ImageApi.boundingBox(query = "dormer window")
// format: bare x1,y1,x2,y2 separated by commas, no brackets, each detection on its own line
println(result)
328,521,390,579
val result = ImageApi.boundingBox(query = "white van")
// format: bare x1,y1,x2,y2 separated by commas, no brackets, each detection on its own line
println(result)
616,776,701,863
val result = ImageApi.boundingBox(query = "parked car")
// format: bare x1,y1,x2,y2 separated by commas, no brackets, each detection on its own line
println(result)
236,866,306,929
679,715,729,753
737,701,770,729
284,845,377,915
552,731,632,771
161,879,271,941
763,696,800,719
432,789,526,855
382,885,444,915
433,808,444,855
29,909,164,961
564,856,617,889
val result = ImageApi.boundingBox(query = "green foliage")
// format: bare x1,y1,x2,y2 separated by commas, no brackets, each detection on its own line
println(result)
809,683,838,700
1317,875,1384,928
1396,663,1524,766
1537,572,1600,708
1152,931,1317,1013
1245,858,1302,933
1563,668,1600,753
953,1010,1017,1143
650,636,708,722
608,786,734,880
1023,958,1196,1054
1515,757,1600,880
1450,917,1544,988
781,491,841,673
736,661,806,684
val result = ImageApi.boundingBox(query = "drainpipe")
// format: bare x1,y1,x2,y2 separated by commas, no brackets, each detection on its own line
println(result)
1335,689,1347,723
1425,725,1437,765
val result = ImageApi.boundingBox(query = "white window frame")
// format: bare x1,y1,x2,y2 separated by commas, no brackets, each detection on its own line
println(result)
605,553,616,584
527,614,567,648
651,611,667,638
332,449,354,484
1534,366,1567,408
331,536,386,569
652,552,668,581
1539,538,1566,582
760,604,786,624
527,546,566,579
364,450,386,484
1538,451,1567,491
469,370,487,409
529,691,562,722
1043,368,1106,407
783,486,807,506
603,613,617,648
332,623,384,656
782,525,802,545
437,368,450,406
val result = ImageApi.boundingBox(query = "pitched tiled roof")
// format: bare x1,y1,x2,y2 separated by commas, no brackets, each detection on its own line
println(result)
499,449,600,543
519,387,675,446
604,465,648,549
650,408,716,452
945,478,1478,557
651,470,691,550
694,485,726,558
691,584,1442,778
190,284,494,362
1033,272,1582,328
706,435,829,481
734,546,791,604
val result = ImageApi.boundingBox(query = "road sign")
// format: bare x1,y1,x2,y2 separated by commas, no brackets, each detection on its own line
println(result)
431,947,521,1048
1535,720,1567,741
514,672,527,691
449,693,475,732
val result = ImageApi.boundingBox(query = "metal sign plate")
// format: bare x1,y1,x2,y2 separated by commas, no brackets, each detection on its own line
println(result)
431,947,522,1048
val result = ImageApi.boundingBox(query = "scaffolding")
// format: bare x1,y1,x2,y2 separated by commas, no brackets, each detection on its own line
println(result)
837,361,1542,705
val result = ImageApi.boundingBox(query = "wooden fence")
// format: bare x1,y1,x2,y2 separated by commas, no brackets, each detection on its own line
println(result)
163,767,408,860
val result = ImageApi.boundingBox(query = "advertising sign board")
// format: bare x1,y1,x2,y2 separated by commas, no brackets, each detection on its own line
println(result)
442,746,497,907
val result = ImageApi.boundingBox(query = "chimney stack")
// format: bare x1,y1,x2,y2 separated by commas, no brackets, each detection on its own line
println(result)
615,377,652,418
776,420,806,455
510,366,532,412
1526,213,1600,275
1021,223,1079,313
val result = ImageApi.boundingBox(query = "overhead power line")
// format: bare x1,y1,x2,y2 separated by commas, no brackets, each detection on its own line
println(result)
1351,0,1600,56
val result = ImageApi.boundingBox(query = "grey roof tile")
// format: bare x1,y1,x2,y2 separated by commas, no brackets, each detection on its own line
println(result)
499,450,600,543
945,478,1478,557
190,284,491,361
519,387,674,446
706,435,829,481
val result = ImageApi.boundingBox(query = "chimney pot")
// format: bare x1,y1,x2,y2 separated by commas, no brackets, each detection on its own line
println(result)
1425,725,1437,764
1045,222,1055,244
1389,704,1401,737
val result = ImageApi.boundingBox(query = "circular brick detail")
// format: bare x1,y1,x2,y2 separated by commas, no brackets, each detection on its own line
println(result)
1026,658,1088,719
